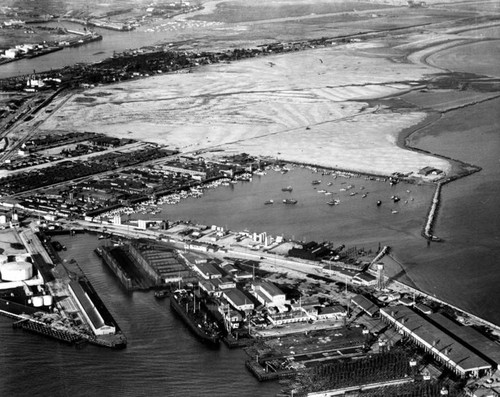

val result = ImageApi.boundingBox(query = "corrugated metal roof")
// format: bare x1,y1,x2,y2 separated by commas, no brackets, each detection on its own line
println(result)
69,280,105,330
382,306,491,373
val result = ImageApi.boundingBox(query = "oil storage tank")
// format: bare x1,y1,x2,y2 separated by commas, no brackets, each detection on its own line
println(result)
32,296,44,307
0,261,33,281
42,295,53,306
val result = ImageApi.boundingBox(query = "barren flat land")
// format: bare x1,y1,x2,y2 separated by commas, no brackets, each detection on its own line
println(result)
37,0,500,179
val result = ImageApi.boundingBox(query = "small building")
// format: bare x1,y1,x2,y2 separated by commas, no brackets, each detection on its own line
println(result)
192,261,222,280
185,241,208,252
415,303,433,315
418,166,444,176
267,307,309,325
316,305,347,321
352,272,377,286
351,294,379,317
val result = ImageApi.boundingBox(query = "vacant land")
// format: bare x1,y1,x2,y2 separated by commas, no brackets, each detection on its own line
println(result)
26,0,500,179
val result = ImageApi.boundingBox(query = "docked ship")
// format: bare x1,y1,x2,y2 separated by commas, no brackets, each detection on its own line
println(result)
170,290,220,346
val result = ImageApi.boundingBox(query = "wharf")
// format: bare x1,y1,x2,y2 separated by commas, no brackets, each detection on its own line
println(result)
223,334,254,349
12,318,87,346
245,359,295,382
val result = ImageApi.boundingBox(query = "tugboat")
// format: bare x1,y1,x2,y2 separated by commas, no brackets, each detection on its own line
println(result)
170,289,221,346
283,199,298,205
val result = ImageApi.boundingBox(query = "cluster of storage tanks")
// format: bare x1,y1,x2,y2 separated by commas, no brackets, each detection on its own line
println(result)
29,293,53,308
0,254,34,282
0,254,53,308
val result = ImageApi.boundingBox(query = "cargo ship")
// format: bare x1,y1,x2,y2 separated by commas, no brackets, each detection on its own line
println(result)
170,290,221,346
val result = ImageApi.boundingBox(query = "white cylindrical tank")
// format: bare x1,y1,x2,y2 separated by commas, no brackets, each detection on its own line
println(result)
32,296,43,307
0,261,33,281
15,254,31,262
42,295,53,306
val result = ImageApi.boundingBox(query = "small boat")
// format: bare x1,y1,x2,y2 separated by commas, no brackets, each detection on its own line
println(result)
325,191,333,195
311,180,321,185
154,290,169,299
283,199,298,205
318,189,327,193
281,186,293,192
391,210,398,214
362,194,368,198
349,192,358,196
377,200,382,206
392,195,401,202
264,200,274,205
327,182,333,186
327,199,340,206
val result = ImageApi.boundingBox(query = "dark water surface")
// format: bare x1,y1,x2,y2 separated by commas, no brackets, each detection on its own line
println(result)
0,233,279,397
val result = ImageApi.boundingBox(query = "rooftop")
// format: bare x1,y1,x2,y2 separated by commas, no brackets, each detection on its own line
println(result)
351,294,379,317
381,306,492,373
224,288,253,308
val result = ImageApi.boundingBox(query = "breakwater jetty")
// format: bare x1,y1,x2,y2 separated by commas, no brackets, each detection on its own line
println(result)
422,182,442,242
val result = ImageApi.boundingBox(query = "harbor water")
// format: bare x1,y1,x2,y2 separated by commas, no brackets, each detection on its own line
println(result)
0,233,280,397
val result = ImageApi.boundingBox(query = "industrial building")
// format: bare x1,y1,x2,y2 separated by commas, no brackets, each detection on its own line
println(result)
251,281,286,307
351,294,380,317
222,288,254,312
380,306,496,378
69,279,116,336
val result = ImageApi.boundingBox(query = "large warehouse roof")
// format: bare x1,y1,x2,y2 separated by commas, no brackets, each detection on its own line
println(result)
381,306,491,374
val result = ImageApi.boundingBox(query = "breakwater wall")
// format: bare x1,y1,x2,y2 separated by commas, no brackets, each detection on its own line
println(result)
422,182,442,241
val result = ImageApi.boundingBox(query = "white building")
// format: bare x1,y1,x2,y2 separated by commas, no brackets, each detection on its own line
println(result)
222,288,254,312
251,281,287,307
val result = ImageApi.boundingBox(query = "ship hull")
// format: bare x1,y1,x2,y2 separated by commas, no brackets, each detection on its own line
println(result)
170,296,220,346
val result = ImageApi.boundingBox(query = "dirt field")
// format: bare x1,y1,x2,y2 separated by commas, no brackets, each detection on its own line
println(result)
19,0,499,179
41,39,452,177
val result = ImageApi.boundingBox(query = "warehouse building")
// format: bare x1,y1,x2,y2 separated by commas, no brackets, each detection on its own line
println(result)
380,306,494,378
